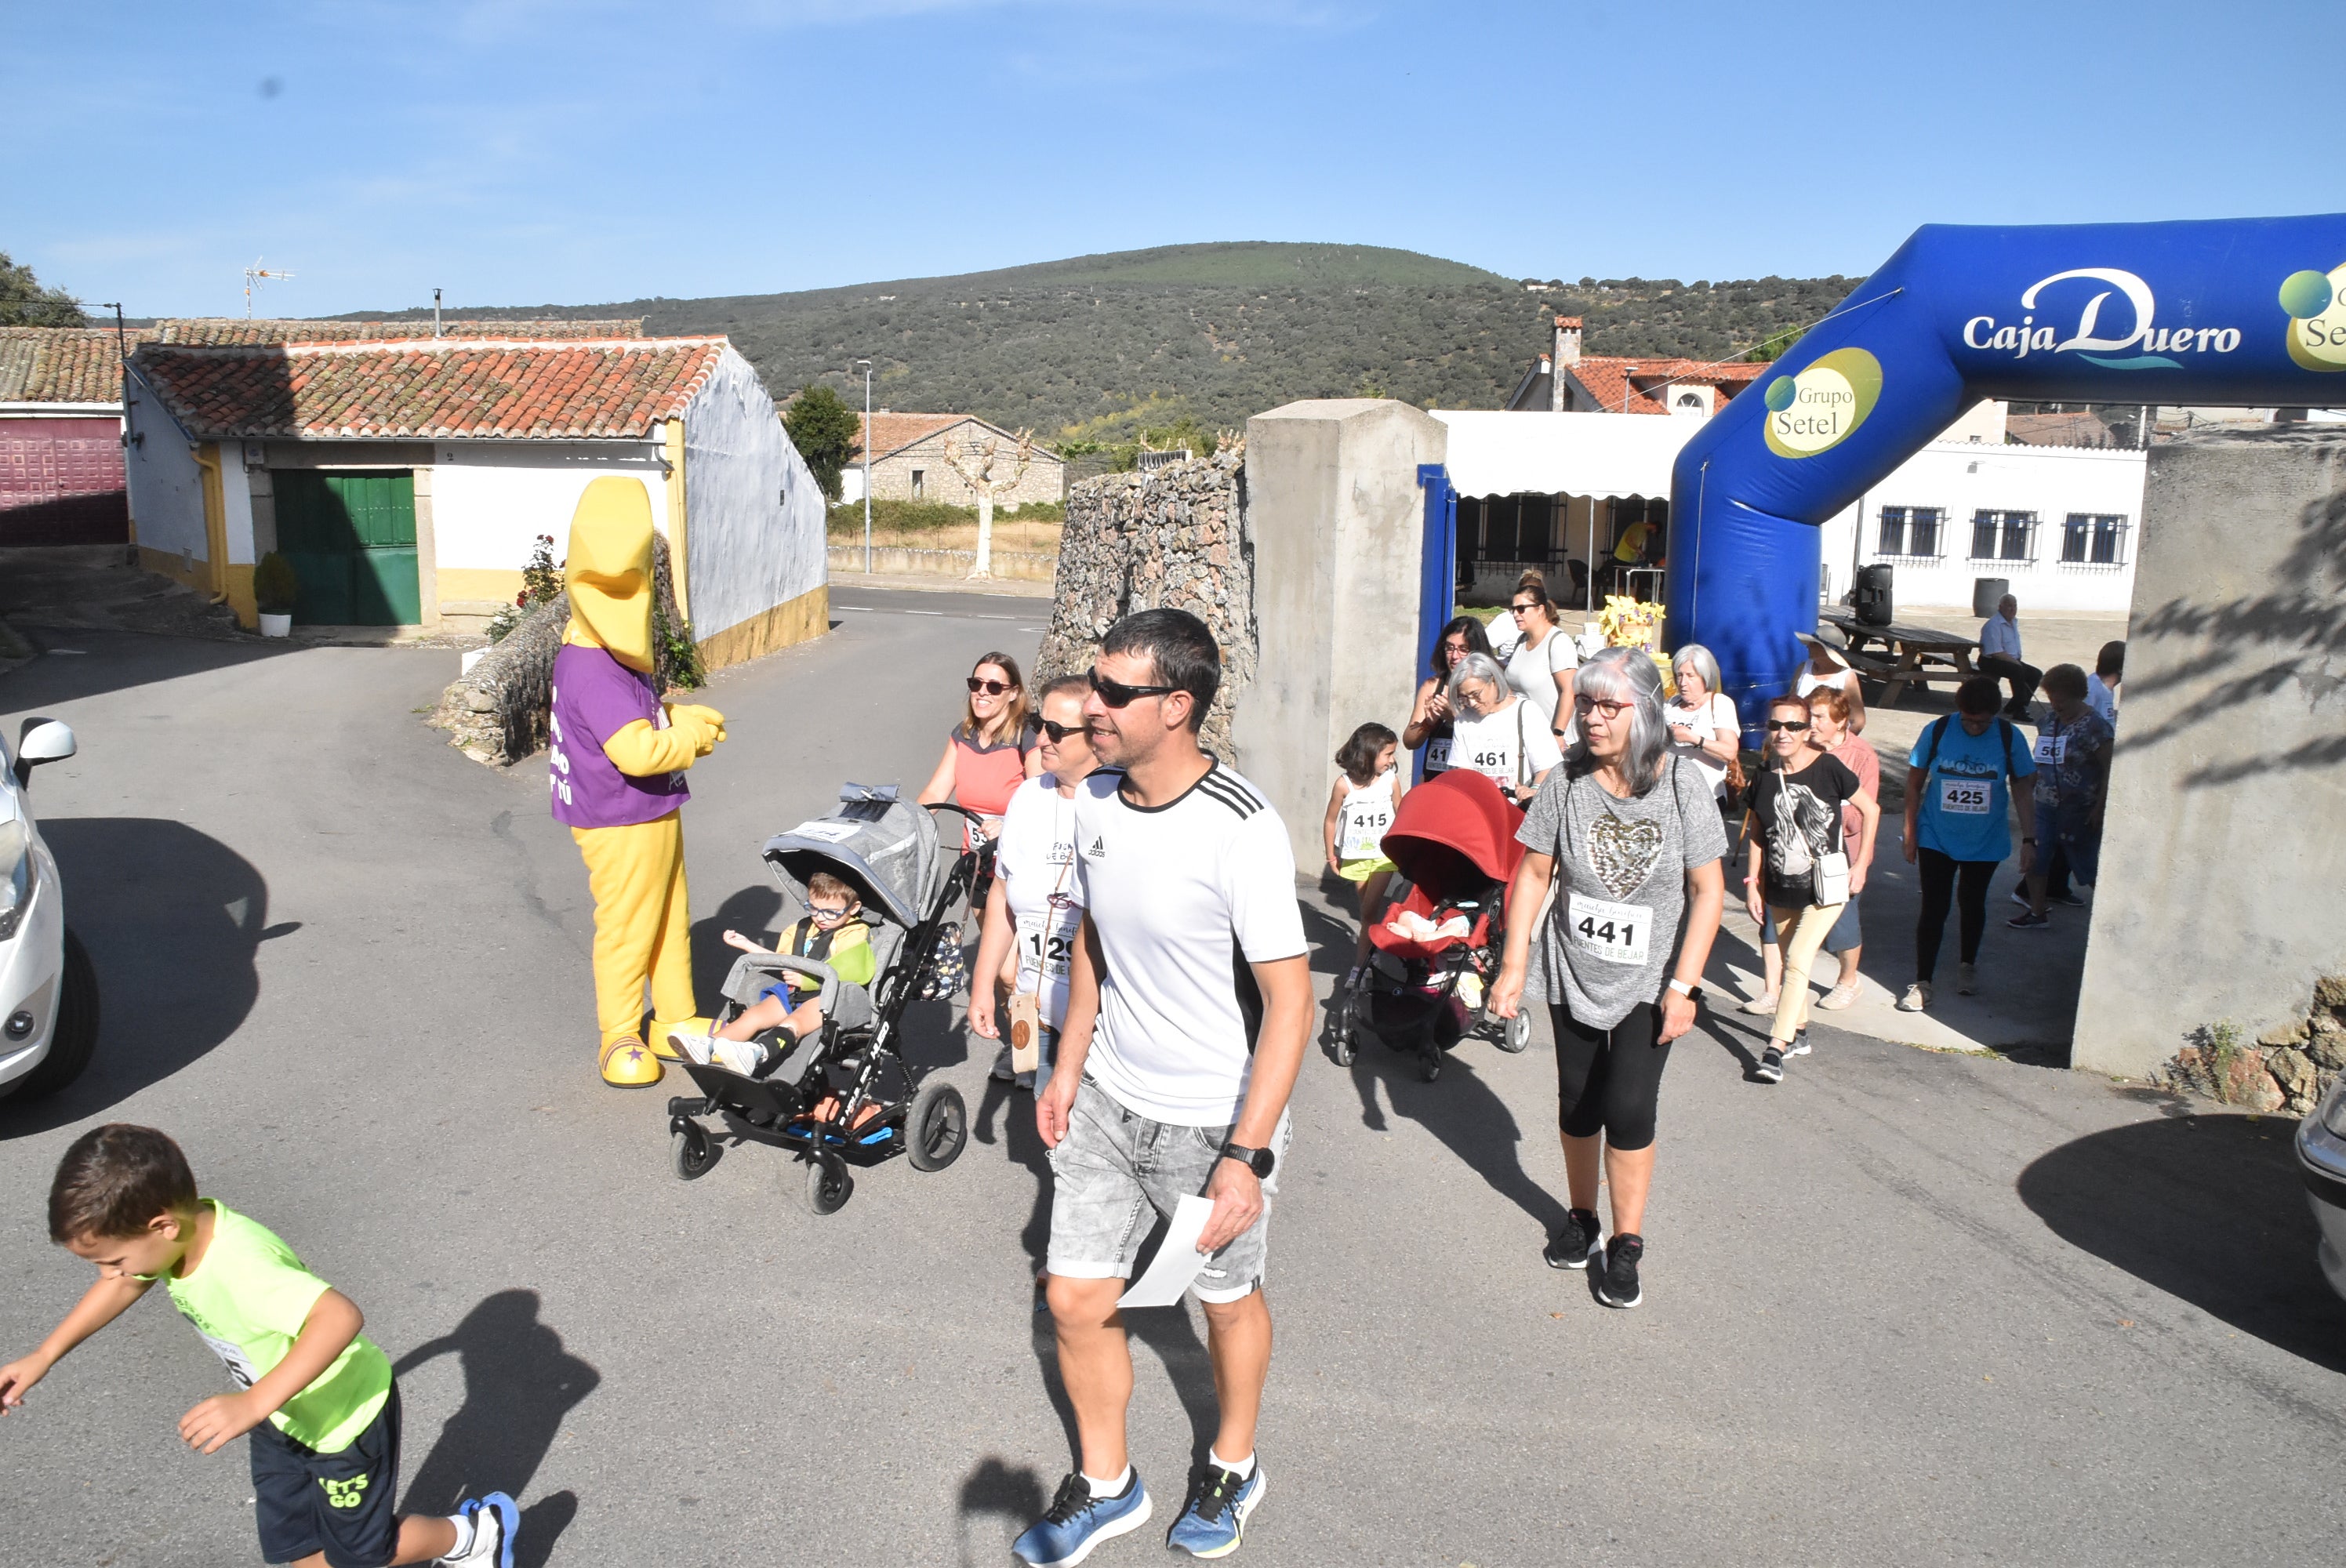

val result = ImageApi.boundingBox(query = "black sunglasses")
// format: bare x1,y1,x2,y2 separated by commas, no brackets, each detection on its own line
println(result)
966,677,1011,695
1040,719,1084,742
1088,668,1181,708
1765,719,1811,732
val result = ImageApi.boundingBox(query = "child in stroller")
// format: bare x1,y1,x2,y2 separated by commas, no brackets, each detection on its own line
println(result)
1331,768,1534,1081
666,870,877,1101
663,783,982,1215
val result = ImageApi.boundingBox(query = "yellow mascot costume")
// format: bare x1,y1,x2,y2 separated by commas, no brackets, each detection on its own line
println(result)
548,477,727,1087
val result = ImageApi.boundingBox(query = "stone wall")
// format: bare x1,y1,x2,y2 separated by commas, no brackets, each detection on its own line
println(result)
1033,445,1252,760
866,434,1066,507
2152,974,2346,1116
826,545,1057,582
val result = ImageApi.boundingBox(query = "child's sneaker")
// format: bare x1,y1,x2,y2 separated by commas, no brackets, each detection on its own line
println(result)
666,1028,718,1066
710,1036,779,1079
438,1492,518,1567
1014,1470,1152,1566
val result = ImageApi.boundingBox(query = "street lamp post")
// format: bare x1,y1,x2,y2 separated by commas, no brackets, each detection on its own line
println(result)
855,358,873,575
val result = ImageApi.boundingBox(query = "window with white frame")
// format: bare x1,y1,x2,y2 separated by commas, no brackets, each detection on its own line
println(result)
1876,506,1945,558
910,467,925,498
1968,510,2038,563
2060,513,2130,564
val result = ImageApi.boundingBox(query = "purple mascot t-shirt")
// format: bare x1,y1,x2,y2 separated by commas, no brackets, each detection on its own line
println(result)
549,643,689,829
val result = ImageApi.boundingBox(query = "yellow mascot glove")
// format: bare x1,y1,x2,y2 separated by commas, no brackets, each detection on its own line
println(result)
666,702,728,757
602,716,707,777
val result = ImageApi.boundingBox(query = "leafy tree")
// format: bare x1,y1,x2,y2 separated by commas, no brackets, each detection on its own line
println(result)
0,252,87,327
783,383,861,503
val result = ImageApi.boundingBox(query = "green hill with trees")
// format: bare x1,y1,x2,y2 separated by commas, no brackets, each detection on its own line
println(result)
336,242,1858,442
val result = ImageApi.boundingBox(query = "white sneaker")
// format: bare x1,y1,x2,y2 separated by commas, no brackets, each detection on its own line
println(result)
1897,982,1930,1012
1739,992,1781,1015
1816,982,1861,1011
438,1493,516,1566
710,1036,775,1077
666,1028,717,1065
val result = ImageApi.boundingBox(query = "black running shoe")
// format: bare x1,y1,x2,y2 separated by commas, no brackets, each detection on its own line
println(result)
1595,1233,1643,1308
1785,1029,1811,1058
1543,1208,1604,1270
1755,1046,1785,1083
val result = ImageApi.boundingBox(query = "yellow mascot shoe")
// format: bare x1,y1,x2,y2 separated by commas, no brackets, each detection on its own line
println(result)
647,1018,713,1062
599,1035,664,1088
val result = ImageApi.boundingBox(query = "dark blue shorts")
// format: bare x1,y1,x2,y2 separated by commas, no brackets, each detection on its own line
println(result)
249,1382,401,1568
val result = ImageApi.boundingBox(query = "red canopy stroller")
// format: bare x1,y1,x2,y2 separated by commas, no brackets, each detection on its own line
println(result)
1331,769,1533,1081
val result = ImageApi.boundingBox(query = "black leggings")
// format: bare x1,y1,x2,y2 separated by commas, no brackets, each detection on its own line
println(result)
1915,847,1997,981
1549,1001,1670,1151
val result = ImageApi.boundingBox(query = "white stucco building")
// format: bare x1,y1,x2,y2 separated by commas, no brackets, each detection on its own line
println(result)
124,330,828,668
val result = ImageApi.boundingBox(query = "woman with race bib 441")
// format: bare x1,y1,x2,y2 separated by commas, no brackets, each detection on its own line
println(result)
1403,615,1494,779
1445,653,1562,808
1322,721,1408,992
969,675,1097,1090
1490,647,1727,1311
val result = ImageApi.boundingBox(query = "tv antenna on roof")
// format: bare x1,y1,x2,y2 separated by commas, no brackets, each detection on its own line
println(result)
242,259,296,318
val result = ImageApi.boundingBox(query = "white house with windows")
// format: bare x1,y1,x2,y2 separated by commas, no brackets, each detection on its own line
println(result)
1812,440,2148,613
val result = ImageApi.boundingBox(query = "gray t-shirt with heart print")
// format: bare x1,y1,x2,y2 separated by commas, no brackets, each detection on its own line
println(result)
1516,757,1727,1027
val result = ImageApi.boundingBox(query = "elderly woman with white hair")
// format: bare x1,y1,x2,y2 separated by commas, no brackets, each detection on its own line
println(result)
1444,651,1563,806
1490,647,1728,1311
1665,643,1741,803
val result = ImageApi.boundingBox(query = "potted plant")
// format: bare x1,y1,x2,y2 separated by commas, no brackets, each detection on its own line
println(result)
253,551,299,637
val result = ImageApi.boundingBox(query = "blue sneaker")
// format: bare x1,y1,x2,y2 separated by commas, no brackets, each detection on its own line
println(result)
1012,1470,1152,1567
447,1491,519,1567
1165,1461,1266,1559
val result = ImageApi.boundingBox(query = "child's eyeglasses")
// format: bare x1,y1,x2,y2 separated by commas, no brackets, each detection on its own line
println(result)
966,677,1012,695
1040,719,1084,742
1765,719,1811,732
808,904,853,923
1088,668,1180,707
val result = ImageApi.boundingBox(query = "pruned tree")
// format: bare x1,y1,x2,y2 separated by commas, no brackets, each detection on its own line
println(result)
0,252,87,328
939,426,1034,579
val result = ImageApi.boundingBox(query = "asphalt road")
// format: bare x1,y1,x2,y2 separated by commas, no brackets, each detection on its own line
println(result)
3,588,2342,1566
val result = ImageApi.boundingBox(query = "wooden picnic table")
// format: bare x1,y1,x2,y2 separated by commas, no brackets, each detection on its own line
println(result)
1818,607,1980,707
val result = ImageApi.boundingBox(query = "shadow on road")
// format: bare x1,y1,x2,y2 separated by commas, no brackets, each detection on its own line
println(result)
955,1455,1047,1566
0,818,284,1138
393,1289,599,1568
2017,1109,2346,1373
689,884,784,1019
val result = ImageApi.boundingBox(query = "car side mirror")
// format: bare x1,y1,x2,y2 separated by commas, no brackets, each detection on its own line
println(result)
14,718,75,790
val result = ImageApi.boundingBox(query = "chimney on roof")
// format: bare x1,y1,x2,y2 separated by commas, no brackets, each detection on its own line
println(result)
1550,316,1582,412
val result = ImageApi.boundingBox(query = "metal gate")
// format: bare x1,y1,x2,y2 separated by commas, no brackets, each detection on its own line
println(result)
273,470,421,626
0,416,129,545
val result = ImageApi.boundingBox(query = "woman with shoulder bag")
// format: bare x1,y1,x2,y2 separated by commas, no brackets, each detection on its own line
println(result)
1489,647,1728,1311
1505,579,1579,742
1743,695,1878,1083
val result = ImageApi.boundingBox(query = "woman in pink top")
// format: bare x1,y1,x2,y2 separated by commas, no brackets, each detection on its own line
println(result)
920,650,1043,841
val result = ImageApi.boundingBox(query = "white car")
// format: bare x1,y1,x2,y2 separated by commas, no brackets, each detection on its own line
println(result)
0,717,97,1099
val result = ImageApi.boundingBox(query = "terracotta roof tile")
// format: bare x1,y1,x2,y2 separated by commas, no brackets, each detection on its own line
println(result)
147,318,644,346
850,411,1062,463
131,336,727,440
0,327,149,403
1566,354,1770,415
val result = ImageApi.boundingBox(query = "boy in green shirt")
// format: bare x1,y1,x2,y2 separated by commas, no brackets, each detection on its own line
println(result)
0,1124,519,1568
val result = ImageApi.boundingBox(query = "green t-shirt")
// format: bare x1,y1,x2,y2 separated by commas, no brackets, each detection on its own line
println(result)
159,1200,392,1453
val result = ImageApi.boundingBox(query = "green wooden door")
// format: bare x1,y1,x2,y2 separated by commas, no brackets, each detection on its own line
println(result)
273,470,420,626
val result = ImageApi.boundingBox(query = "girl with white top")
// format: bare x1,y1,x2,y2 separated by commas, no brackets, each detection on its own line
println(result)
1322,721,1408,988
1665,644,1741,801
1446,653,1563,808
1505,579,1579,739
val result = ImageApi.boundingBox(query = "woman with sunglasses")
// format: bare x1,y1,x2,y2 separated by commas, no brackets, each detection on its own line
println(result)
968,674,1098,1090
920,651,1044,846
1402,615,1494,778
1505,579,1579,741
1489,646,1727,1310
1742,696,1878,1084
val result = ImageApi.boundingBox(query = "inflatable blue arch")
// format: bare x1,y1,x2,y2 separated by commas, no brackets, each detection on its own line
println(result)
1663,213,2346,730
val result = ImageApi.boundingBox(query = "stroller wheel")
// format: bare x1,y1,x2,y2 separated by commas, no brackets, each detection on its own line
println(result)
1331,992,1359,1067
906,1078,969,1173
1419,1044,1443,1083
670,1123,719,1181
1494,1008,1532,1054
805,1149,854,1215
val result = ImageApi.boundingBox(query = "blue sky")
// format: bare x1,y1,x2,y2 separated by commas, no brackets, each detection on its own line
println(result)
9,0,2343,318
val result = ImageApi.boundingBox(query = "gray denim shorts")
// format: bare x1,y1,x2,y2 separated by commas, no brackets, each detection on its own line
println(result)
1048,1078,1287,1303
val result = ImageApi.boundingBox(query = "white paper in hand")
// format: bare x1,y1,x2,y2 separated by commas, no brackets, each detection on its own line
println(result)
1116,1195,1218,1308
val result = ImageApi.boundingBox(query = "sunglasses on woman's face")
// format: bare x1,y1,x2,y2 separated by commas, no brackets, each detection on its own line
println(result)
1573,695,1633,718
966,677,1011,695
1088,667,1179,708
1766,719,1810,732
1039,718,1084,742
1509,601,1537,615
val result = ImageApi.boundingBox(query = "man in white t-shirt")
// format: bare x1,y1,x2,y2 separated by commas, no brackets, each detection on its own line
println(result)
1011,609,1312,1567
970,673,1095,1089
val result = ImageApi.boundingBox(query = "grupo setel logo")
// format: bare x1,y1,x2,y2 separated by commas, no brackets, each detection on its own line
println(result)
1962,267,2240,371
1762,347,1882,459
2281,263,2346,372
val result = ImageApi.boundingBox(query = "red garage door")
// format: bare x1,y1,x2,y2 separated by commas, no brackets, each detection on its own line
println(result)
0,416,129,545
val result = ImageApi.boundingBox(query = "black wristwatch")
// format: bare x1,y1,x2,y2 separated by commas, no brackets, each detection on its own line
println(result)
1219,1141,1275,1179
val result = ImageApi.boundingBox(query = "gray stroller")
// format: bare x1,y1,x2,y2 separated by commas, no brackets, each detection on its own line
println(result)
665,783,988,1214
